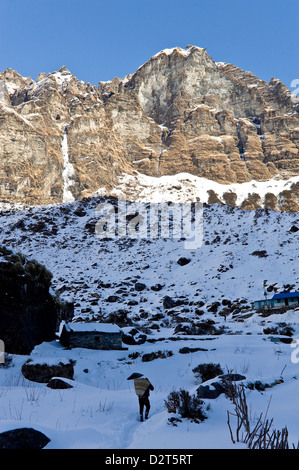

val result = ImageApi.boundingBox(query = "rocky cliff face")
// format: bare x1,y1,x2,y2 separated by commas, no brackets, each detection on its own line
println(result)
0,46,299,209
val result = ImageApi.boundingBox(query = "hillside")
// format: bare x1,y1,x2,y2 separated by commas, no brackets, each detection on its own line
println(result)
0,199,298,449
0,197,298,320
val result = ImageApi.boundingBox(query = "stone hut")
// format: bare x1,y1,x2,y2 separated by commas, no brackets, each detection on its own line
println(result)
59,322,124,350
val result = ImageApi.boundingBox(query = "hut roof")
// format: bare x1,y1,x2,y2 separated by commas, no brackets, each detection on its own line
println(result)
62,322,121,334
272,292,299,299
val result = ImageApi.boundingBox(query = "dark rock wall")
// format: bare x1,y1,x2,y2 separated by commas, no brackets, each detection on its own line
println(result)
0,246,73,354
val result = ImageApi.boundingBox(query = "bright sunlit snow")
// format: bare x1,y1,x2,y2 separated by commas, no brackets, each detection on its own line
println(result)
96,171,299,206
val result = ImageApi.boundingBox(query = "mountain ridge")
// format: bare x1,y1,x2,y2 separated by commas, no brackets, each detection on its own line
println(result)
0,45,299,209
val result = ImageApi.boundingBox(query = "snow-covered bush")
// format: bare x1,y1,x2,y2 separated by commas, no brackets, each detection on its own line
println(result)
192,363,223,383
165,389,207,422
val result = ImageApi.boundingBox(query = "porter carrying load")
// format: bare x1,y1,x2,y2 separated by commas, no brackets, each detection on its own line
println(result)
133,377,154,421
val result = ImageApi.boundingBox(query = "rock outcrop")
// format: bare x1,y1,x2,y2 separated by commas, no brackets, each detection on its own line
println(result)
0,246,73,354
21,359,75,383
0,46,299,209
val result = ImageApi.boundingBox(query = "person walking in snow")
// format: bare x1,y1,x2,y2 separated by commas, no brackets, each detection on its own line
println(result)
133,377,154,422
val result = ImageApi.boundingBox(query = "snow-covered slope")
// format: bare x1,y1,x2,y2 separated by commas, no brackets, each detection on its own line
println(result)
0,197,298,319
0,199,298,449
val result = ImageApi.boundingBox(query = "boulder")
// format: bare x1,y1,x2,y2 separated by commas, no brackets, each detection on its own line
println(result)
47,378,73,389
21,360,75,383
106,295,119,302
0,428,50,449
197,382,225,399
122,329,147,345
163,296,176,309
151,284,164,291
177,257,191,266
135,282,146,292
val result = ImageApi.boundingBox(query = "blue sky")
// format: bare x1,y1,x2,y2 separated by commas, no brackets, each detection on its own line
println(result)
0,0,298,89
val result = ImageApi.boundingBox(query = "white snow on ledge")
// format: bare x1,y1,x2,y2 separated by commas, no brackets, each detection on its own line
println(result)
96,171,299,206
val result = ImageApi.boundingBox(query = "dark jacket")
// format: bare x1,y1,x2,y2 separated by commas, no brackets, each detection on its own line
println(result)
143,382,154,398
